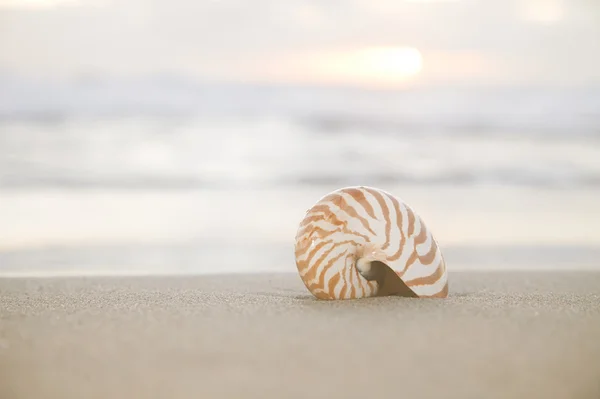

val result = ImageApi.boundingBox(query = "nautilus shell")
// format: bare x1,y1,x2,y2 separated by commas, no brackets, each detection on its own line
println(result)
294,186,448,300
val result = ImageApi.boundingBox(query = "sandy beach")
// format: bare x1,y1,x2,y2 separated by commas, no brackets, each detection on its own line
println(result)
0,271,599,399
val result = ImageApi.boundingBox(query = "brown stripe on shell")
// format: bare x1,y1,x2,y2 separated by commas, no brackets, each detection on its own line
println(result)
312,288,329,300
339,254,351,299
352,255,367,296
327,272,342,299
345,187,377,220
297,212,326,229
296,204,342,235
297,208,371,244
362,187,392,251
299,239,357,281
406,258,445,287
407,207,416,237
301,244,336,283
418,238,438,265
320,192,376,236
294,235,311,255
385,193,406,261
396,222,436,277
339,279,348,299
413,218,428,246
309,204,346,227
399,250,419,276
297,239,332,269
349,271,356,298
432,282,449,298
296,222,338,240
309,251,346,293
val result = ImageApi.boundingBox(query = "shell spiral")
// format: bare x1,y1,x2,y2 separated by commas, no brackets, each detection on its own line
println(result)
294,186,448,300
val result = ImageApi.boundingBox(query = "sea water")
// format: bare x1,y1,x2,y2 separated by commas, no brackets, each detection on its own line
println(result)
1,79,599,275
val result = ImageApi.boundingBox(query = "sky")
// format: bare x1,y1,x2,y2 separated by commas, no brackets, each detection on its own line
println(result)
1,0,599,88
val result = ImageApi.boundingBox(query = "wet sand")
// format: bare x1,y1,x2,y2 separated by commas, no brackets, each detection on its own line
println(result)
1,271,599,399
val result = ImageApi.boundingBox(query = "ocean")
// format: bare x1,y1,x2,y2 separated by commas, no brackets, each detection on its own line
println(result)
1,77,599,275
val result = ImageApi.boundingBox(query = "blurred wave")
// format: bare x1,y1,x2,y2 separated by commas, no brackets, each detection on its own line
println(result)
2,75,600,131
1,75,599,190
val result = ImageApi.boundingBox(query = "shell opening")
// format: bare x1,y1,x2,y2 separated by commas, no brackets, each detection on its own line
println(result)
356,257,418,298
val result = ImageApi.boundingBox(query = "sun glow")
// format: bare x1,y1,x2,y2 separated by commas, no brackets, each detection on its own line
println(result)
354,46,423,78
308,46,424,88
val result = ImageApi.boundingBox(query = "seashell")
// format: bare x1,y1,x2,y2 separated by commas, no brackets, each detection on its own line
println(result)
294,186,448,300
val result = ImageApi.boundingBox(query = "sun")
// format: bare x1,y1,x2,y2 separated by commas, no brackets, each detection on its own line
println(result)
308,46,424,88
354,46,424,79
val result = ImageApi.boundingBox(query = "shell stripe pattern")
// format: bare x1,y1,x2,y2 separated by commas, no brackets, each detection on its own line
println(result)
294,186,448,300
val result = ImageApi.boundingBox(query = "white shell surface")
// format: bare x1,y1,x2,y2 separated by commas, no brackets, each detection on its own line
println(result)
294,186,448,300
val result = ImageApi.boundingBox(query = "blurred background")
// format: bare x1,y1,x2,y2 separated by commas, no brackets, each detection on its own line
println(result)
0,0,599,276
